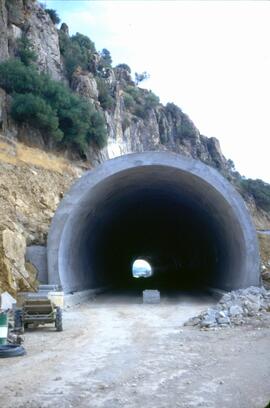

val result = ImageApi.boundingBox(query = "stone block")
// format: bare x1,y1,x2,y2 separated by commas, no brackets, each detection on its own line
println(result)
143,290,160,304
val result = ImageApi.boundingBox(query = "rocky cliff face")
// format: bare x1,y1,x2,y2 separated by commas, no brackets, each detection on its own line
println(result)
0,0,228,173
0,0,63,79
0,137,83,294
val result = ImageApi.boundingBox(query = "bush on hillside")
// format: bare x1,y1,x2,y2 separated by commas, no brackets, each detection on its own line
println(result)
16,36,37,66
0,60,43,93
99,48,112,67
165,102,182,116
181,115,197,138
45,9,61,25
123,93,136,110
96,78,115,111
122,116,131,132
124,86,141,103
11,93,63,141
0,59,107,151
124,86,159,119
144,91,159,109
71,33,96,53
116,64,131,73
59,31,96,79
240,178,270,212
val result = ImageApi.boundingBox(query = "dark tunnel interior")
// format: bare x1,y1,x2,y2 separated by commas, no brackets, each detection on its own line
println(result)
59,165,249,294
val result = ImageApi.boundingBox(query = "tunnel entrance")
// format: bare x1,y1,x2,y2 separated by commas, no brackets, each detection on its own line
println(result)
48,152,260,294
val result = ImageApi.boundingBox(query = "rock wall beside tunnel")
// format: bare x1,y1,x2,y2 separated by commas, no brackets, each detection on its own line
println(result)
0,138,84,294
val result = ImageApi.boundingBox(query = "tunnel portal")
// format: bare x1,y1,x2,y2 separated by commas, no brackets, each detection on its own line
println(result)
47,152,260,294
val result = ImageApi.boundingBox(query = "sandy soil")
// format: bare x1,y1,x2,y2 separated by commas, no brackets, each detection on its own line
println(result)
0,292,270,408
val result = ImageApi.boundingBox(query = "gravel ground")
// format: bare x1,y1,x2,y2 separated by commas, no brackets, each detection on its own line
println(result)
0,291,270,408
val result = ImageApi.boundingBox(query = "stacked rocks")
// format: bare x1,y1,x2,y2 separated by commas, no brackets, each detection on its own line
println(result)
185,286,270,329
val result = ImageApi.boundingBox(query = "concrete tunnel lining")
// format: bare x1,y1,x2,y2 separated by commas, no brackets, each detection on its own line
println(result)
47,151,260,294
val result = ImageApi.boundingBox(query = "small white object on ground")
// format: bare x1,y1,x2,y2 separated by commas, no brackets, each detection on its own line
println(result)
0,292,16,311
143,290,160,304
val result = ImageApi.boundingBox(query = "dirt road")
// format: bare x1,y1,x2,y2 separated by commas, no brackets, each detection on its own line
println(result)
1,292,270,408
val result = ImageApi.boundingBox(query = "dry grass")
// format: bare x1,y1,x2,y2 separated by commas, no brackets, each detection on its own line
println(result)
0,137,80,175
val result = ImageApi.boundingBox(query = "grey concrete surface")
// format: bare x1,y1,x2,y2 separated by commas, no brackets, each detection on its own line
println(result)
64,287,108,308
26,245,48,284
143,290,161,304
47,152,260,294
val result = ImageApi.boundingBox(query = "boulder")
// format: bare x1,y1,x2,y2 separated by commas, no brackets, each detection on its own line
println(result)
0,227,37,296
71,69,99,101
229,304,244,316
25,2,64,81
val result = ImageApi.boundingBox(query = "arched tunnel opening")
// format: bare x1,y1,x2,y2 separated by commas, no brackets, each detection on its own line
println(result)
48,152,260,296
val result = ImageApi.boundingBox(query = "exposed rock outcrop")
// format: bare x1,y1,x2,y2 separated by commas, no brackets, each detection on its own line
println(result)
0,138,85,294
71,69,99,102
24,1,64,80
0,0,9,62
0,226,37,296
0,0,64,79
259,233,270,289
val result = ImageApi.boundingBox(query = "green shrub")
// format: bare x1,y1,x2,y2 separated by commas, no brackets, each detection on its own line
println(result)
124,86,141,103
165,102,182,116
71,33,96,53
63,44,87,78
16,36,37,66
96,78,114,110
0,59,43,93
45,9,61,25
0,59,107,152
144,91,159,109
122,116,131,132
59,31,96,79
181,115,196,138
240,179,270,212
123,93,136,110
124,87,159,119
11,93,63,141
87,110,108,148
116,64,131,73
100,48,112,68
134,105,148,119
58,30,69,54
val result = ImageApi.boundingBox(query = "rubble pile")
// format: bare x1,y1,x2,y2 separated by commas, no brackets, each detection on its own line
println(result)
186,286,270,328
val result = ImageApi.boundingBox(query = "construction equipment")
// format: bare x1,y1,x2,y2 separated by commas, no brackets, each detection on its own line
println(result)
14,285,64,332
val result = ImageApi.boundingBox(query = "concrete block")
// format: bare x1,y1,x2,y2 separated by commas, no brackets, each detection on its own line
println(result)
143,290,160,304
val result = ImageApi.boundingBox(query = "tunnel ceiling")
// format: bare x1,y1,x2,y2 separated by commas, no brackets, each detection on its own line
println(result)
47,152,260,294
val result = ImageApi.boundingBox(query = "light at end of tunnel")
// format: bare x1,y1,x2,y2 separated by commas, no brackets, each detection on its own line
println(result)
132,259,153,279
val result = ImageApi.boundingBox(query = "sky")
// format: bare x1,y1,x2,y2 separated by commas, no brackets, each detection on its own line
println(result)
46,0,270,182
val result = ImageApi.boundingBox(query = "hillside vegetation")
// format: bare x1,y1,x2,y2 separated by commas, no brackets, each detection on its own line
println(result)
0,37,107,153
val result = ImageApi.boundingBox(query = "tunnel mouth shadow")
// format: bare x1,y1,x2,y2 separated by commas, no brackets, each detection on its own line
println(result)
48,152,260,295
